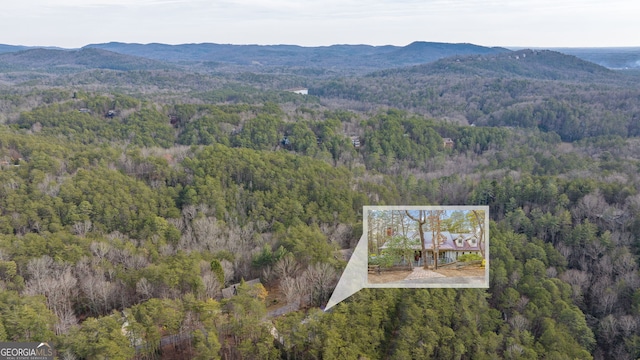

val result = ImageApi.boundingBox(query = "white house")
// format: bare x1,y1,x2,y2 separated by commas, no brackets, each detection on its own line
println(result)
287,87,308,95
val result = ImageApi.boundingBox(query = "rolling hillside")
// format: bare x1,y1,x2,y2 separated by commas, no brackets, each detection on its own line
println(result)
371,49,615,81
0,48,174,72
82,41,509,70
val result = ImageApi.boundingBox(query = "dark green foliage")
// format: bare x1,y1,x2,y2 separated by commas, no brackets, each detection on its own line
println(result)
376,235,418,267
67,312,135,360
119,108,174,148
283,121,319,154
277,289,506,359
220,281,278,359
15,96,173,147
280,224,335,265
487,99,628,141
252,245,289,268
457,253,483,262
183,144,357,226
362,110,443,170
143,251,204,295
174,104,246,146
210,259,225,285
232,114,282,150
57,167,178,237
0,291,57,342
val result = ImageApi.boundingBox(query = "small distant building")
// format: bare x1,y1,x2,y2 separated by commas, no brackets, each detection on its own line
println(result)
79,108,91,114
221,279,262,299
281,136,291,148
287,87,308,95
443,138,454,149
1,158,22,167
351,136,361,148
5,150,23,166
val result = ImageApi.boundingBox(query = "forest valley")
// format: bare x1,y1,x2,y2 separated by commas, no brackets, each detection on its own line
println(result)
0,47,639,359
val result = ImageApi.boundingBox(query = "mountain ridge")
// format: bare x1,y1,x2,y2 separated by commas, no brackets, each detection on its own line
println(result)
80,41,509,70
2,41,639,71
369,49,617,82
0,47,174,72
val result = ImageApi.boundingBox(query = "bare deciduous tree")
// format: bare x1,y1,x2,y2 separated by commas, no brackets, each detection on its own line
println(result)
560,269,590,293
200,260,222,299
274,254,301,280
515,296,529,313
618,315,637,337
302,263,337,306
590,277,618,316
25,258,78,335
71,220,93,237
572,192,610,227
76,259,117,315
405,210,430,269
281,276,306,307
26,256,54,290
613,247,637,276
221,260,235,285
136,277,153,301
594,254,614,278
89,241,111,261
599,315,619,345
509,314,529,332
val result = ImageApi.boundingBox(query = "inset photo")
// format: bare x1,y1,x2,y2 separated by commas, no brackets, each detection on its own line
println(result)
365,206,489,288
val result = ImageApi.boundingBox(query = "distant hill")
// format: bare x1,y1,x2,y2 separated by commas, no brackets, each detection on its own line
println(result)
553,47,640,70
0,44,30,54
372,49,615,82
82,41,509,71
311,49,640,139
2,42,639,71
0,48,174,72
384,41,509,63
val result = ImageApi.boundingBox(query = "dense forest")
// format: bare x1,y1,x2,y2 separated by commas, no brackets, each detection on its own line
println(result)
0,45,639,359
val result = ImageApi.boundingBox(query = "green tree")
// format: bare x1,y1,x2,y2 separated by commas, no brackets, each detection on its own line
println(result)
0,293,56,342
220,281,278,359
379,235,419,269
280,224,335,266
68,312,135,360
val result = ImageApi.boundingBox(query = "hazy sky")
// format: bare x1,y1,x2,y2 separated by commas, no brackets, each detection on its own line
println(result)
2,0,639,48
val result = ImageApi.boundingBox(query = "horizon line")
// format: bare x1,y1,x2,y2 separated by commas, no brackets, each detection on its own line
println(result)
1,41,640,51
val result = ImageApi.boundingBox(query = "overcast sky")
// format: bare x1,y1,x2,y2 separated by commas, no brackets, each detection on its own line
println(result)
2,0,638,48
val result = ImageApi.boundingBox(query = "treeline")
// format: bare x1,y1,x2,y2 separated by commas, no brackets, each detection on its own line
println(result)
10,93,511,176
312,68,640,141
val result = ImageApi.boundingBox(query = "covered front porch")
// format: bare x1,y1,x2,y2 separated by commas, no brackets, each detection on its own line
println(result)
412,250,456,267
